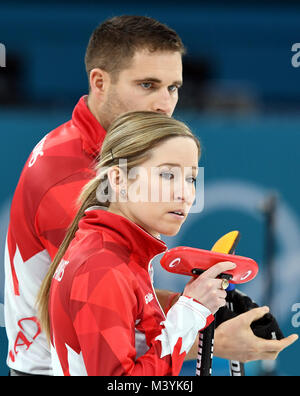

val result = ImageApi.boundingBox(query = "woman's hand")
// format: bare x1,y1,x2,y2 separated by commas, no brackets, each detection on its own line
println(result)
183,261,236,314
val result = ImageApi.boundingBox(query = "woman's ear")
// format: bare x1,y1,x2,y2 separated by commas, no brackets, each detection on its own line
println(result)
107,166,127,201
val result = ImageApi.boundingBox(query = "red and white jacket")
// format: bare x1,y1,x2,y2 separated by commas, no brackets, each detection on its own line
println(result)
49,209,214,376
4,97,106,375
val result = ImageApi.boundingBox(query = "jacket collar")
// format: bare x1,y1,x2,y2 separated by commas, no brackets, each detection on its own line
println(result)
79,208,168,265
72,95,106,158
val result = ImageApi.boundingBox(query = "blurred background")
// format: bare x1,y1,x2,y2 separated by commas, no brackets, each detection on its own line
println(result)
1,0,300,376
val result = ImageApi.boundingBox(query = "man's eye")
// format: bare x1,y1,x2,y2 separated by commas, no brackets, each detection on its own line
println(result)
160,172,174,180
141,82,153,89
168,85,179,93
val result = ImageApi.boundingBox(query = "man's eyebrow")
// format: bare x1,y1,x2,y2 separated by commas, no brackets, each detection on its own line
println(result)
134,78,183,86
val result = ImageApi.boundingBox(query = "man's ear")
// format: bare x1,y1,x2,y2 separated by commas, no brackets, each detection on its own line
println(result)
89,68,110,96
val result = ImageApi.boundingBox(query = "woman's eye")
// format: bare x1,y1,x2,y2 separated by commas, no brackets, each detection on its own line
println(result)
186,176,196,184
160,172,174,180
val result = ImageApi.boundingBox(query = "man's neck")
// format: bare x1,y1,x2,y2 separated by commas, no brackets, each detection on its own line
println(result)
86,94,101,125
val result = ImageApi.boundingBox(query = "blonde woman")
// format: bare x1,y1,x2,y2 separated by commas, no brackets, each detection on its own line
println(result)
37,111,235,376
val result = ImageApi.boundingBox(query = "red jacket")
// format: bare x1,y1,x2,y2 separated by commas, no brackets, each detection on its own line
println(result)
49,209,214,376
5,97,106,374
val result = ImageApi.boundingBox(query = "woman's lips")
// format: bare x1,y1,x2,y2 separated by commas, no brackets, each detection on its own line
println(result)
168,211,185,220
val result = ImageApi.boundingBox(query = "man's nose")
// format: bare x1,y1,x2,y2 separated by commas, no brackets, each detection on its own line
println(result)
150,89,174,116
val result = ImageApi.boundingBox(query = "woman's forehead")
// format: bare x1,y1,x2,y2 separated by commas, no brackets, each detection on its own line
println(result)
145,137,199,167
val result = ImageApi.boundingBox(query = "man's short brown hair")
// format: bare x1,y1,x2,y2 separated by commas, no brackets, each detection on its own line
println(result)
85,15,186,84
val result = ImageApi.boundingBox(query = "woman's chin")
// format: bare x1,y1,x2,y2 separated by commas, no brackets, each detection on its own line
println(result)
159,225,181,237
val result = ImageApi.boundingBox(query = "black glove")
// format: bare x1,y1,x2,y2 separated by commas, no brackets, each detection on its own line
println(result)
215,289,284,340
